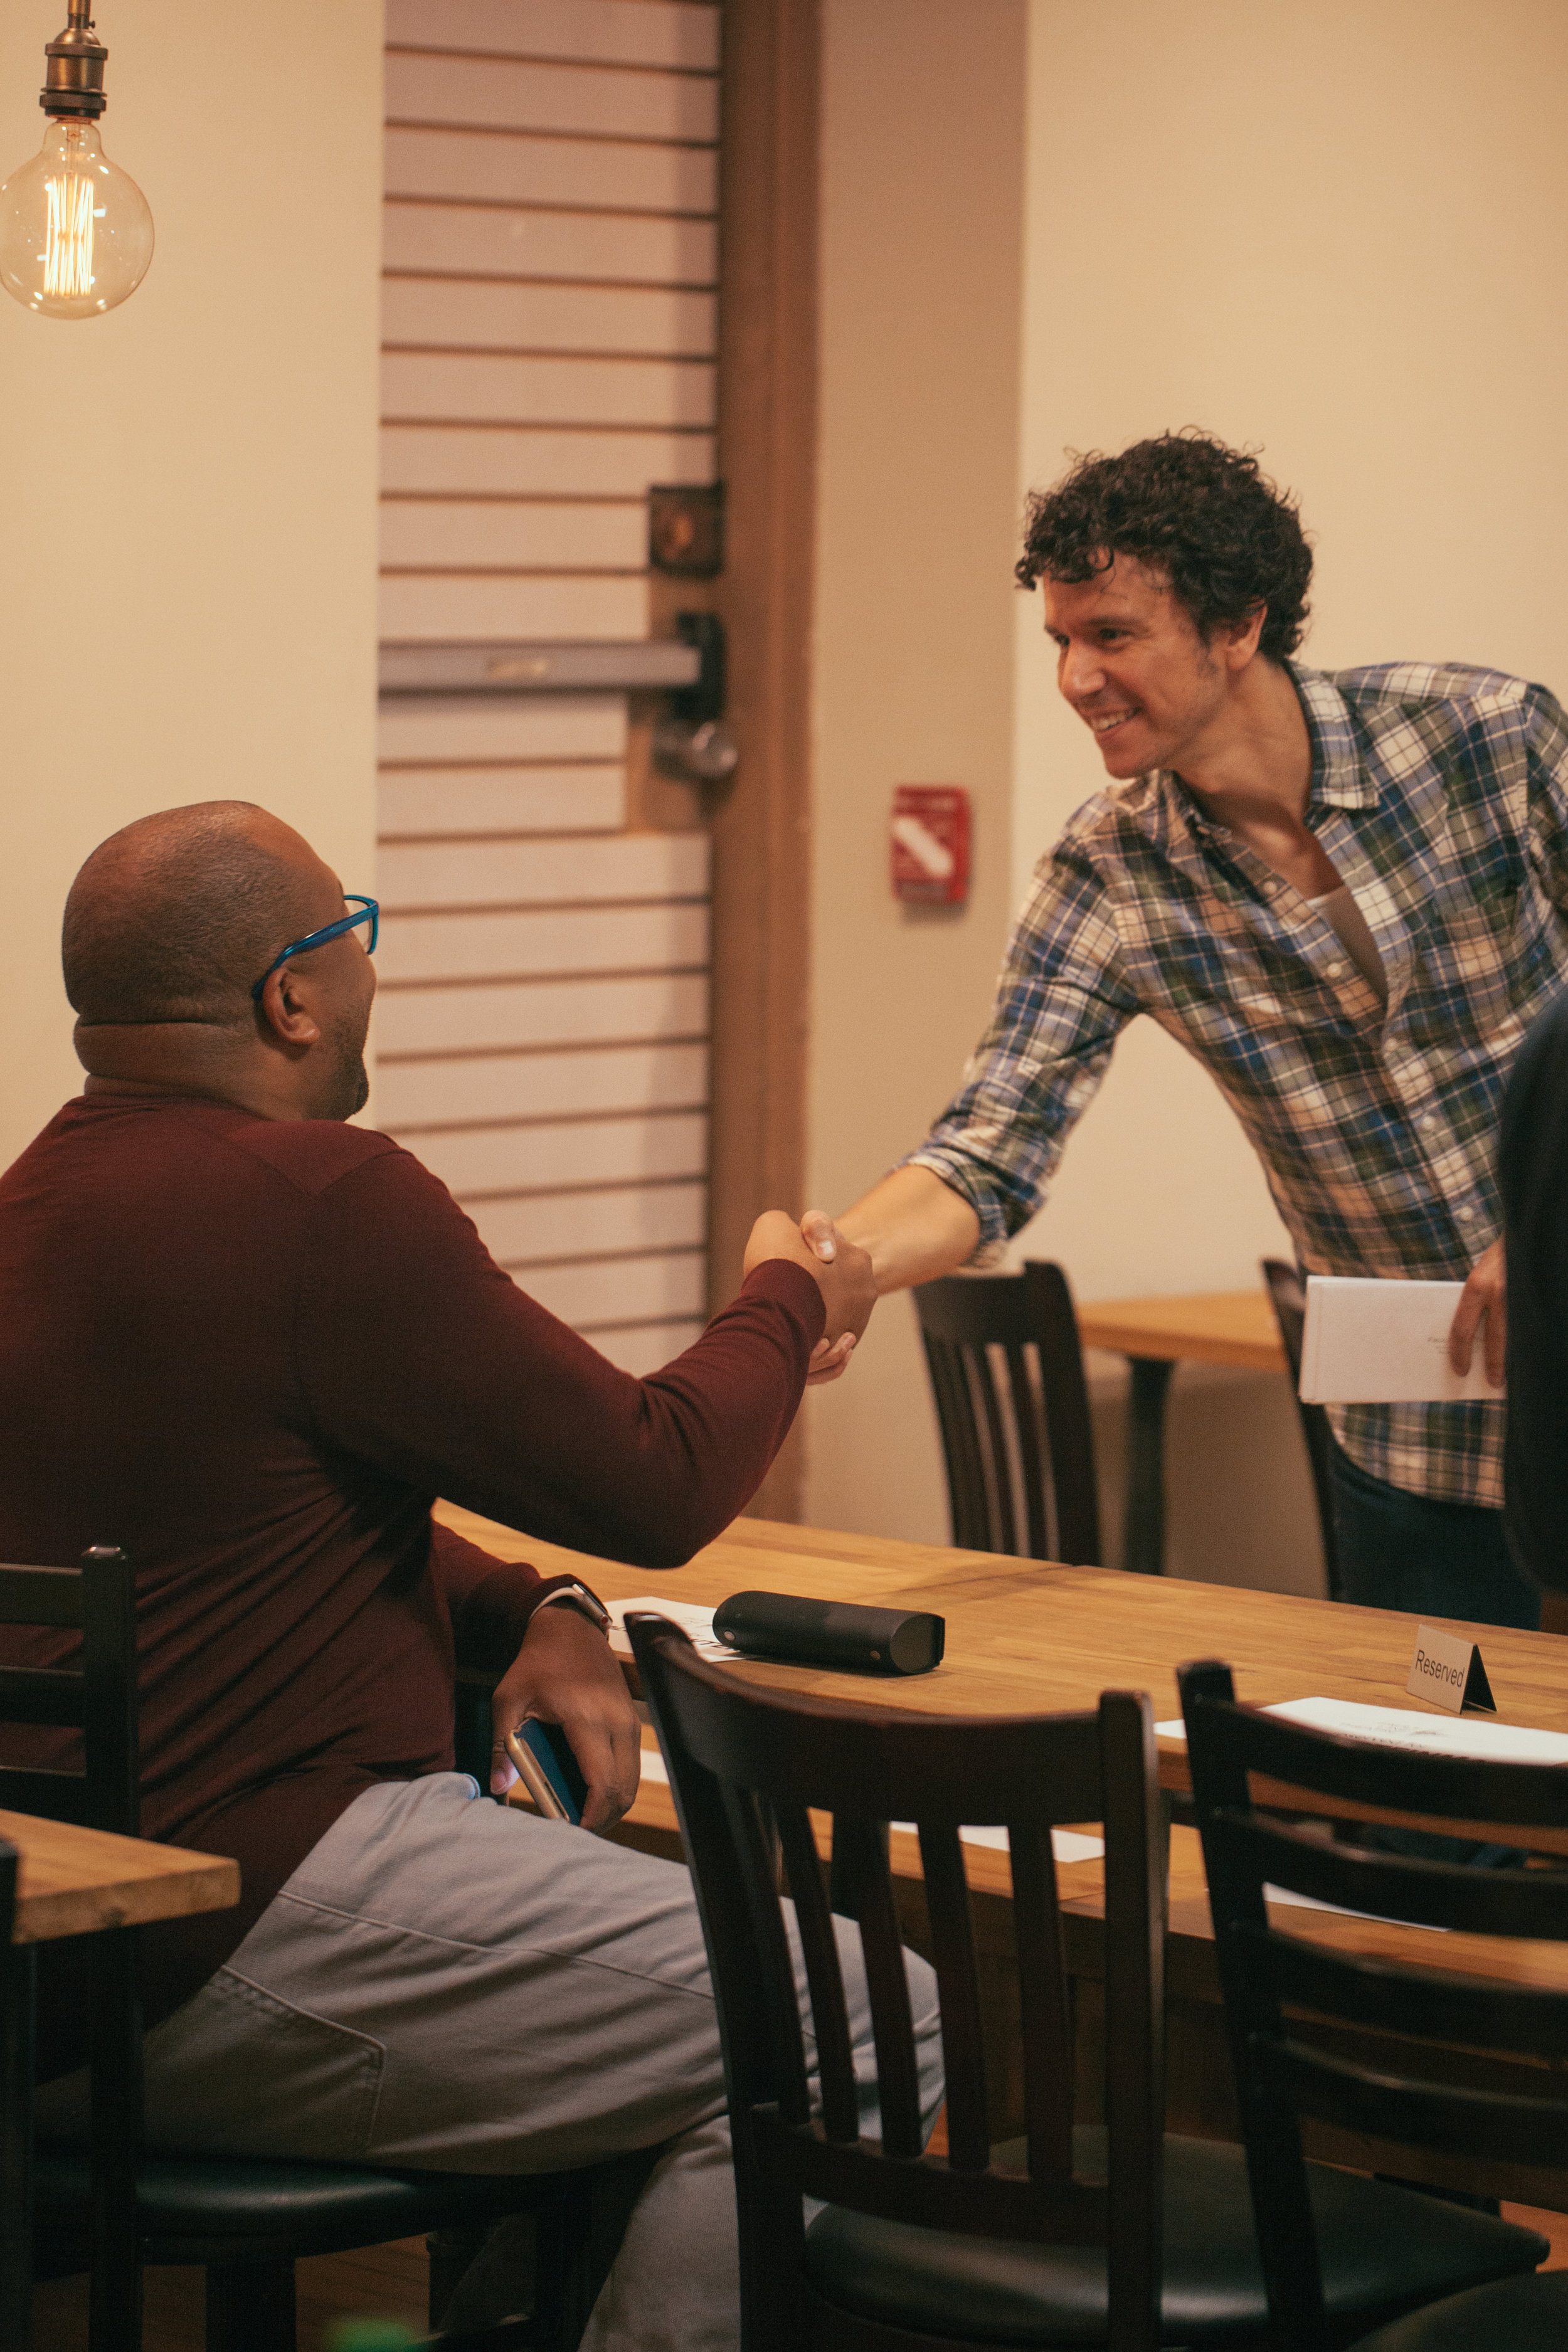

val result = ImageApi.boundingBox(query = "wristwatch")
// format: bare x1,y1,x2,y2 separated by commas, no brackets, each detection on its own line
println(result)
529,1574,613,1638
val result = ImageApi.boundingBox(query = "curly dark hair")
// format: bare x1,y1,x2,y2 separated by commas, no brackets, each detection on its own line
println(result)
1015,430,1312,661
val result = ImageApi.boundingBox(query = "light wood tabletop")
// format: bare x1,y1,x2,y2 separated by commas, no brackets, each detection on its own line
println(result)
0,1811,238,1947
437,1500,1565,1764
1075,1289,1287,1373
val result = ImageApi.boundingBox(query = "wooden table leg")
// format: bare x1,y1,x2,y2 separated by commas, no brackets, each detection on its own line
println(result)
0,1944,34,2352
1124,1357,1175,1577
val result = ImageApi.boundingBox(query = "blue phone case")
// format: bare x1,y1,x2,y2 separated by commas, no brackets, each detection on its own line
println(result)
519,1720,587,1825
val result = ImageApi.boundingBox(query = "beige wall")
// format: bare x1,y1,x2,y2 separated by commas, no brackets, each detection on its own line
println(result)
807,0,1568,1587
803,0,1029,1542
0,0,384,1168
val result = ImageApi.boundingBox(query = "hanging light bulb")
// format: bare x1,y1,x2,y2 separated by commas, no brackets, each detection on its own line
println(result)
0,3,152,319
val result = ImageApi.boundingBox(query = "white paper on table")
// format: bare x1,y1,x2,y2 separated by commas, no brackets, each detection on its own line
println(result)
632,1748,1104,1864
608,1596,734,1663
1299,1275,1500,1403
1263,1885,1448,1932
889,1822,1104,1865
1155,1694,1568,1766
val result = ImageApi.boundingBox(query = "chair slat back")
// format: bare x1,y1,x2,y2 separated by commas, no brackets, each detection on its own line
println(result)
1259,1260,1342,1601
1181,1656,1568,2352
914,1261,1101,1564
630,1614,1165,2352
0,1550,138,1835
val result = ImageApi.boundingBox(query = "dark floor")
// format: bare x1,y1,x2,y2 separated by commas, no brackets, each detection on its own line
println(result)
28,2194,1568,2348
31,2233,430,2350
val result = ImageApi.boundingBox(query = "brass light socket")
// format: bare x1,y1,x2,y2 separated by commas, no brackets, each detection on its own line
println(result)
41,1,109,120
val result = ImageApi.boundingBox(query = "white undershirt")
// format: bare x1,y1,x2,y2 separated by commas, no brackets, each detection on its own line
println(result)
1306,884,1387,1007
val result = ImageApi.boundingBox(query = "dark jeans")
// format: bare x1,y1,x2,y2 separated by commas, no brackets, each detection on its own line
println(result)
1328,1439,1541,1633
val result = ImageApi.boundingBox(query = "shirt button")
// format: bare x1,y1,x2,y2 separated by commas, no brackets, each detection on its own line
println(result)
1456,1205,1475,1221
1325,961,1345,977
1421,1115,1438,1130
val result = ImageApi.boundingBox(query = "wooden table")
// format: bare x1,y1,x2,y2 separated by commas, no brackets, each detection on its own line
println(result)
0,1816,238,2351
1076,1290,1288,1576
438,1500,1568,2208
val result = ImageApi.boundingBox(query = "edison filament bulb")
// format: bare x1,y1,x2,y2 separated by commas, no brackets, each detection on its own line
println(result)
0,3,152,320
0,115,152,316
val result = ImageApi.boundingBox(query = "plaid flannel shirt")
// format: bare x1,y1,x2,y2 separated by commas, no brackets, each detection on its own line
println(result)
909,662,1568,1507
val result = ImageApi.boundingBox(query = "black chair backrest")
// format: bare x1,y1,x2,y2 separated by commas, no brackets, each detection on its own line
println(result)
630,1613,1167,2352
1180,1656,1568,2352
1259,1261,1342,1602
0,1548,139,1836
0,1549,143,2338
914,1261,1101,1564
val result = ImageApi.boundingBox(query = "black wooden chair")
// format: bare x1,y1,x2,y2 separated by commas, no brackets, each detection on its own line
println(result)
1179,1658,1561,2351
1260,1258,1343,1601
913,1261,1101,1562
628,1611,1545,2351
3,1548,600,2352
0,1836,23,2352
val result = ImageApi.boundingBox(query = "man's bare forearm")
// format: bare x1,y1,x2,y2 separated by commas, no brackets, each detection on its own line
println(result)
834,1165,982,1295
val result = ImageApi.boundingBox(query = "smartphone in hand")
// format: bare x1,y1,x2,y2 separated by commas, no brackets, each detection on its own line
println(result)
504,1720,587,1825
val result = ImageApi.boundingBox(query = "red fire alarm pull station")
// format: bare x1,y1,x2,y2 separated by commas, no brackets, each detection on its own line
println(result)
891,785,970,906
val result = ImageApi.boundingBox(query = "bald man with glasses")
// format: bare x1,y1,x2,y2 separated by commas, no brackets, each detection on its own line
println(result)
0,801,924,2352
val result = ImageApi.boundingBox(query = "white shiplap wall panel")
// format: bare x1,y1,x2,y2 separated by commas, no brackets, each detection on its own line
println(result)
381,425,714,498
385,53,718,144
470,1179,706,1268
387,0,719,72
593,1320,704,1375
383,352,715,430
384,128,716,216
380,501,643,572
410,1110,708,1199
516,1251,706,1331
378,971,707,1057
383,280,716,359
378,901,708,985
381,830,709,911
378,695,627,765
383,203,717,288
379,571,648,644
380,6,719,1367
378,765,628,837
379,1039,709,1129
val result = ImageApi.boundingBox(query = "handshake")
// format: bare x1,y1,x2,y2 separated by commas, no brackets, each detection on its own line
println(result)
743,1209,875,1389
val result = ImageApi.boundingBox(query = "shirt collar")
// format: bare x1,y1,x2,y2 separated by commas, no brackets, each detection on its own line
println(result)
1291,663,1377,810
1150,660,1375,846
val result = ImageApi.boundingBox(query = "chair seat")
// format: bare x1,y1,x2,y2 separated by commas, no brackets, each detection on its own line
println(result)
802,2130,1547,2348
35,2139,558,2263
1348,2269,1568,2351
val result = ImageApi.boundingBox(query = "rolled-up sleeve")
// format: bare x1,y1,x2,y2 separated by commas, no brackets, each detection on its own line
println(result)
904,843,1139,1254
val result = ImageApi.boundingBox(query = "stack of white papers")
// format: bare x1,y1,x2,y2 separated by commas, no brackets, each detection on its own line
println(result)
1299,1276,1500,1403
1155,1694,1568,1765
608,1596,733,1663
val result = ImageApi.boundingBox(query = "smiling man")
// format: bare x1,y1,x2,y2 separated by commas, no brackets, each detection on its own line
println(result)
821,430,1568,1628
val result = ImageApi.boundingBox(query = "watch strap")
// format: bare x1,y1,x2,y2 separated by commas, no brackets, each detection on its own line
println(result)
526,1573,613,1637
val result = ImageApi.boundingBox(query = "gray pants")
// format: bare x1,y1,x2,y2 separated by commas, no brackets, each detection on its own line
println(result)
38,1773,943,2351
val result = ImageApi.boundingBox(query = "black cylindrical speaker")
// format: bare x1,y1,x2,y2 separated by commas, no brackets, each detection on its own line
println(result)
712,1589,945,1676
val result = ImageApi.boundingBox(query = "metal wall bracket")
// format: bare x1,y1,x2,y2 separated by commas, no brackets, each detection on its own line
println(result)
378,615,739,785
378,639,702,699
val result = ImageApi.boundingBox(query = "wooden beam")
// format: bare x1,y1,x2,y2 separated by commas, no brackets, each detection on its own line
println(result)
700,0,820,1518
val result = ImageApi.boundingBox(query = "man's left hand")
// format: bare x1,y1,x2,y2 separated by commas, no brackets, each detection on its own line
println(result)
489,1602,640,1831
1448,1237,1507,1388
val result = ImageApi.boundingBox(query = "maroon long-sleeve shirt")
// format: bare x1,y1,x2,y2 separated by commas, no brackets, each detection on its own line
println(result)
0,1093,824,2075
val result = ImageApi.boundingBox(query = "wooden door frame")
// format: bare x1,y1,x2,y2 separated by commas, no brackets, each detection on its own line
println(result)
704,0,820,1518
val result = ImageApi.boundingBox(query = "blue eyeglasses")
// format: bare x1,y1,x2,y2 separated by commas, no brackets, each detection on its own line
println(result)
251,896,379,1003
